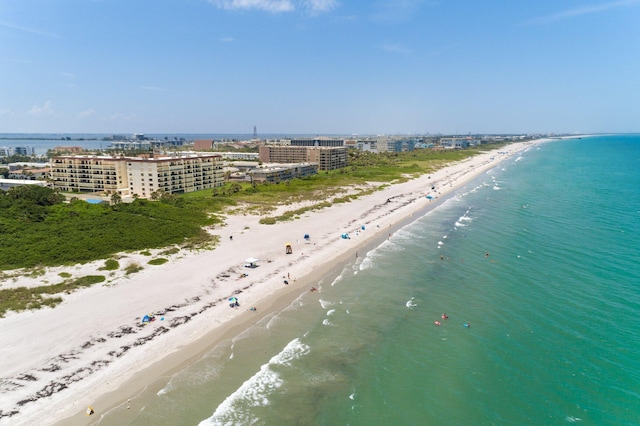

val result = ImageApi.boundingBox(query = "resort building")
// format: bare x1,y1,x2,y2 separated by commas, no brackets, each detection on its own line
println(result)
50,153,223,198
0,179,48,191
193,140,215,150
258,146,348,171
52,146,85,154
289,137,345,147
8,167,51,180
218,152,259,161
439,138,470,149
248,163,318,183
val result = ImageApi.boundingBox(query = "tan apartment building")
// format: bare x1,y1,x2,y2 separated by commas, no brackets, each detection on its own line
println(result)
307,147,348,171
51,156,129,194
51,154,223,198
258,146,347,171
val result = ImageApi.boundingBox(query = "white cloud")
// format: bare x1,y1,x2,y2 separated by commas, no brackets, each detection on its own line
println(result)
107,112,135,121
302,0,338,14
77,109,96,119
209,0,337,13
28,101,57,118
525,0,640,24
220,37,235,42
61,72,76,78
209,0,295,13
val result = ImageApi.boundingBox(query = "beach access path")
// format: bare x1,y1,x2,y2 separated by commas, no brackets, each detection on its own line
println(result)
0,140,545,425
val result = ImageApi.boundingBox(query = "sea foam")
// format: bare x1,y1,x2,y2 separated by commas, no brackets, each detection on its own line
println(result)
200,338,310,425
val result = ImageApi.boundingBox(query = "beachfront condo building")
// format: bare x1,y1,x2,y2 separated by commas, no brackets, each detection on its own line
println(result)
50,153,224,198
248,163,318,183
258,146,348,171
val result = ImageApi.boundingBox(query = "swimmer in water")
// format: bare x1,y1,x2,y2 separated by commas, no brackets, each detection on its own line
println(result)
434,321,441,326
441,313,448,320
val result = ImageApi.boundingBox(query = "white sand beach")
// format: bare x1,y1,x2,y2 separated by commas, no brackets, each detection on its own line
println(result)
0,140,546,425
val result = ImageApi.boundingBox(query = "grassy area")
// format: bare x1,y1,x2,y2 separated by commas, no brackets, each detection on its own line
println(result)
0,275,106,318
0,188,220,270
148,258,169,266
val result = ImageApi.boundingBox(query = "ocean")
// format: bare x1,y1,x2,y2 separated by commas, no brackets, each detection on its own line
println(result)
99,135,640,426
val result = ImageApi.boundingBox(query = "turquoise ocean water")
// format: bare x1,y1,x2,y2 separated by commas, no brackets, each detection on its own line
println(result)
102,135,640,426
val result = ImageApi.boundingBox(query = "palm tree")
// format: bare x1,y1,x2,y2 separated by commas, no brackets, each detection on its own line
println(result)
111,192,122,207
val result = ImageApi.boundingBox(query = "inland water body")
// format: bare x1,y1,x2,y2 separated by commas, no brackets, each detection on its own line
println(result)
100,135,640,426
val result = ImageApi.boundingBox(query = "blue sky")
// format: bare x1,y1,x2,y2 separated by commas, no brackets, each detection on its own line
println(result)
1,0,639,135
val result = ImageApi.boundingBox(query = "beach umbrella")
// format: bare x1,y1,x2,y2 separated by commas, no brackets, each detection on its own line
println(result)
426,195,433,199
244,257,259,264
229,297,238,302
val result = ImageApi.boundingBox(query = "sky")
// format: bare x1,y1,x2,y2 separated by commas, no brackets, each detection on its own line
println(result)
1,0,639,135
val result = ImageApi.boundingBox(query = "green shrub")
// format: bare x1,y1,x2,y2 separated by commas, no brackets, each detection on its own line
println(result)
72,275,106,287
98,259,120,271
125,263,143,275
148,258,168,266
160,247,180,256
0,275,105,317
58,272,72,278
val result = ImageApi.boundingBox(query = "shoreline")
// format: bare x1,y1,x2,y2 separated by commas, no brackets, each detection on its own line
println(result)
0,139,554,425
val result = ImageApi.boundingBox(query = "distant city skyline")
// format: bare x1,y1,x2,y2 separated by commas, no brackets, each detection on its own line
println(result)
1,0,639,135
